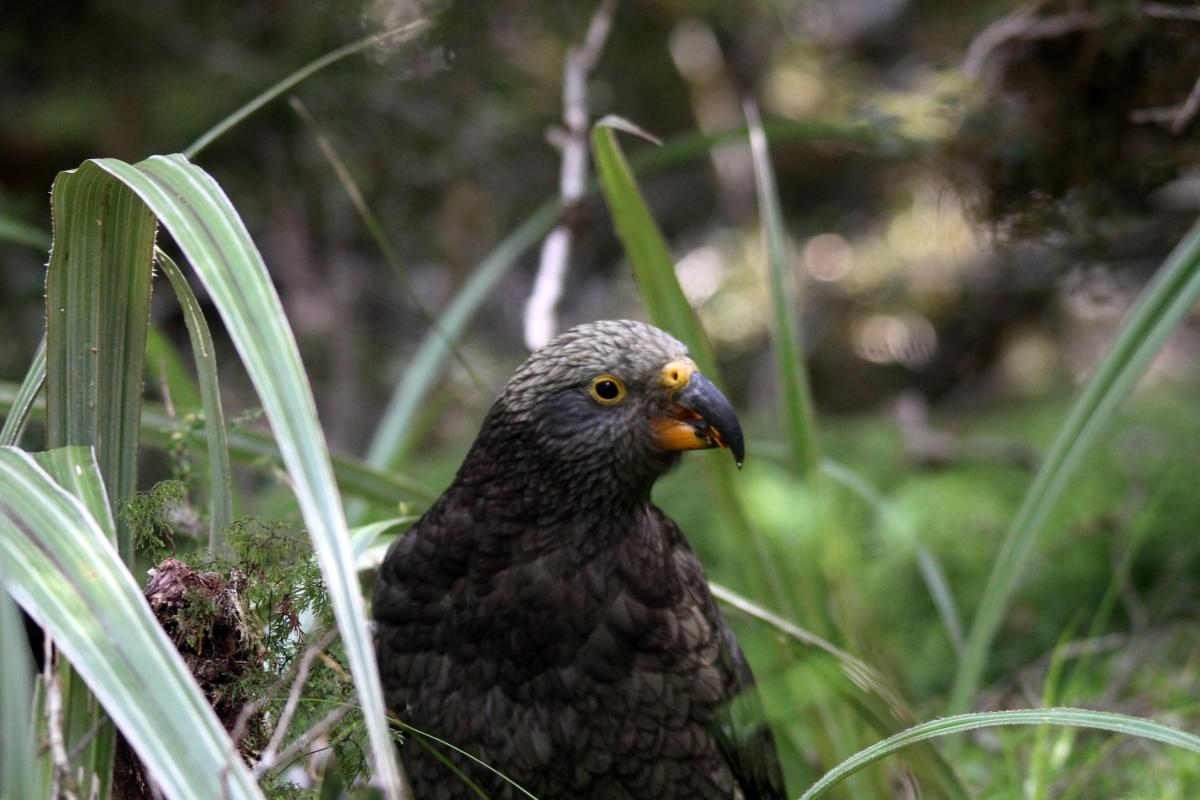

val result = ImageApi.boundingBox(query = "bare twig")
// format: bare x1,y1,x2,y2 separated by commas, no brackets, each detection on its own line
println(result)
1130,73,1200,135
253,704,353,779
258,627,339,767
895,392,1040,471
962,4,1103,79
523,0,620,351
224,628,338,788
1143,2,1200,21
42,640,78,800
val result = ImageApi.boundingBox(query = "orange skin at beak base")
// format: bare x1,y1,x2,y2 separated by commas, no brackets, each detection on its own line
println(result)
650,414,723,452
648,359,742,465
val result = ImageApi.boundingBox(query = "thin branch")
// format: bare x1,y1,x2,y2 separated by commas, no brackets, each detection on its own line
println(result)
1143,2,1200,21
224,628,337,787
895,391,1039,471
962,4,1103,79
258,627,338,766
1130,73,1200,135
42,640,78,800
253,704,353,779
523,0,620,350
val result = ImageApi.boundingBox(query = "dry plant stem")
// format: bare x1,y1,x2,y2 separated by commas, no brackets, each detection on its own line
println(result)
43,640,77,800
962,4,1102,79
1130,73,1200,135
226,628,338,783
253,704,353,779
523,0,619,351
1143,2,1200,21
895,392,1039,470
259,628,339,767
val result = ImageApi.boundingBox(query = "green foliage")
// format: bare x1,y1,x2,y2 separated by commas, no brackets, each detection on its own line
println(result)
0,446,264,799
222,517,332,653
797,707,1200,800
952,224,1200,711
5,5,1200,796
122,480,187,562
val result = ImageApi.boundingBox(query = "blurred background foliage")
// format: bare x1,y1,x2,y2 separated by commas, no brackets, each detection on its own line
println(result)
4,0,1200,796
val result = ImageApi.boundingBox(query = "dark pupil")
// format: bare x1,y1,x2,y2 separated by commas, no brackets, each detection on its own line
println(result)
595,380,620,400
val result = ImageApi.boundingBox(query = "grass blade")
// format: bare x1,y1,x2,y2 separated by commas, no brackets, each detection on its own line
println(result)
0,588,42,800
0,336,46,448
744,99,820,477
351,516,418,571
915,546,965,658
0,384,438,507
366,200,562,471
147,324,203,413
184,20,429,160
0,213,51,250
45,162,157,564
361,118,898,472
951,223,1200,711
43,160,157,796
590,120,718,372
0,445,264,800
712,582,968,799
156,250,235,548
350,516,417,561
797,707,1200,800
88,154,406,796
288,96,490,401
33,448,121,798
590,119,799,619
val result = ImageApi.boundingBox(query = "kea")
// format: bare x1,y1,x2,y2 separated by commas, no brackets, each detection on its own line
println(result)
373,319,784,799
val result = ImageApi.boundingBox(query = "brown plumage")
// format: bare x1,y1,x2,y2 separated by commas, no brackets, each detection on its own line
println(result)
373,320,784,799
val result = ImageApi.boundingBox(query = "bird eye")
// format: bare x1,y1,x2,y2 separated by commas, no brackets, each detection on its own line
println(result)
589,375,626,405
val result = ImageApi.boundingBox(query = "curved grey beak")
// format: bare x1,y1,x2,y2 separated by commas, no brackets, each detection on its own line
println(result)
676,372,746,468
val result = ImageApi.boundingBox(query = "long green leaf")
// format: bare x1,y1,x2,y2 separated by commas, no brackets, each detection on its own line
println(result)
157,250,235,549
951,223,1200,711
0,384,438,507
32,448,119,799
744,101,819,477
289,96,490,402
0,336,46,448
86,154,405,796
44,159,158,798
184,20,429,160
712,582,967,799
819,459,967,658
366,200,562,472
590,120,718,373
0,446,263,800
0,213,52,250
351,516,418,572
0,588,42,800
146,324,203,412
589,120,797,618
797,707,1200,800
45,163,156,564
363,120,885,474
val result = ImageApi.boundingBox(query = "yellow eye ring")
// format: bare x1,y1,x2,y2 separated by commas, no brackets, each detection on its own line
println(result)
589,374,626,405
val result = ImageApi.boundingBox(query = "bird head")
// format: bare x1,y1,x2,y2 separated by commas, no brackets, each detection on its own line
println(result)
469,320,744,504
